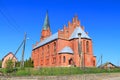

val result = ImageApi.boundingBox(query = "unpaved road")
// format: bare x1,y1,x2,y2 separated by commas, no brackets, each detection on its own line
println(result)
0,73,120,80
103,77,120,80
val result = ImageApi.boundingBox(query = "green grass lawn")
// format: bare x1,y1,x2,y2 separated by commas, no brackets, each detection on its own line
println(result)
0,67,120,76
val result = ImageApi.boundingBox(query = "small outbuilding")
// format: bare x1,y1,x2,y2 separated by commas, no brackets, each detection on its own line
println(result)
98,62,118,69
2,52,17,68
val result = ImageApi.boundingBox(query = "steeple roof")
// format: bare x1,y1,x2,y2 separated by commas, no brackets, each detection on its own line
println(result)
42,11,50,30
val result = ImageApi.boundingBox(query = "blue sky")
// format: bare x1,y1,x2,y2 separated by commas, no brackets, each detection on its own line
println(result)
0,0,120,66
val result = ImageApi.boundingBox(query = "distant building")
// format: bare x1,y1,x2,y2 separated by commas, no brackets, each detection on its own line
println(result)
98,62,118,69
32,12,96,68
2,52,17,68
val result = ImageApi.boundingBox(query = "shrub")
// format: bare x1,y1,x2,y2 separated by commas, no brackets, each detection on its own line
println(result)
5,59,14,73
0,60,2,68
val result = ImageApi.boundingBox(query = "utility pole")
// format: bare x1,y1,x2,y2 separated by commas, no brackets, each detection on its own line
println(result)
101,54,102,68
20,33,27,68
78,33,82,69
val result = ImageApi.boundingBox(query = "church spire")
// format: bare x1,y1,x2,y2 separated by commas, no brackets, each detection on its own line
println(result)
42,11,50,30
40,11,51,41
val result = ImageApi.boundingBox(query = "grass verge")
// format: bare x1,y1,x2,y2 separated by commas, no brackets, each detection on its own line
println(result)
0,67,120,76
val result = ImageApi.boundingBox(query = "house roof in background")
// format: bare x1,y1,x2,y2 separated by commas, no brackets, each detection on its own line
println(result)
98,62,118,68
2,52,17,61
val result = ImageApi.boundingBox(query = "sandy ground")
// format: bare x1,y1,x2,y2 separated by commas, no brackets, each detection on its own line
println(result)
0,73,120,80
103,77,120,80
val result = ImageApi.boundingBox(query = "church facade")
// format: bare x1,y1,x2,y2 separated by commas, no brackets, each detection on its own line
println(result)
32,12,96,68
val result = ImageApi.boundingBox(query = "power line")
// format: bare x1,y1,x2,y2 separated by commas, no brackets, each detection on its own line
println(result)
0,2,24,33
96,54,103,67
96,56,101,66
12,39,24,60
0,5,38,64
0,8,36,43
27,33,36,43
0,6,36,45
0,9,21,33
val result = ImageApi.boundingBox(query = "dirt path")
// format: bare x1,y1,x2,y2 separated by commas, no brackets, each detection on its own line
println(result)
0,73,120,80
103,77,120,80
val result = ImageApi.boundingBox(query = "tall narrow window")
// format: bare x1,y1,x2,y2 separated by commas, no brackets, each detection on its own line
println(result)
54,42,56,54
93,60,95,66
47,45,49,54
81,41,82,51
86,41,89,53
46,59,49,65
63,56,66,63
59,56,61,63
42,47,44,55
53,57,56,64
38,49,40,66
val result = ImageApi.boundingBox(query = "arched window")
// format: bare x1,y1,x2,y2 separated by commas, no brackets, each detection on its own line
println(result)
63,56,66,63
54,42,56,54
86,41,89,53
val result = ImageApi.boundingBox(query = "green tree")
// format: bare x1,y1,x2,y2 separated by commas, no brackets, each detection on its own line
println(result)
24,57,33,67
0,60,2,68
16,61,20,67
15,57,34,68
5,59,14,73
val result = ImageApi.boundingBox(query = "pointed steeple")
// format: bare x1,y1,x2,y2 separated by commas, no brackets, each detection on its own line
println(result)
40,11,51,41
42,11,50,30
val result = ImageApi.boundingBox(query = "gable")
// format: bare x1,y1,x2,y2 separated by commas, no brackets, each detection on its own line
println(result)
2,52,17,61
69,26,90,40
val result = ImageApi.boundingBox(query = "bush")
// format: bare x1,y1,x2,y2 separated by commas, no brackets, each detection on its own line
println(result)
5,59,14,73
0,60,2,68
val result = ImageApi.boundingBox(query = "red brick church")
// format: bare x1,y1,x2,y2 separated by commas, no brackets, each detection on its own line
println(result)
32,12,96,68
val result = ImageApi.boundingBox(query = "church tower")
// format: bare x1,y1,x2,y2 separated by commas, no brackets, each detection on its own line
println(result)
40,11,51,41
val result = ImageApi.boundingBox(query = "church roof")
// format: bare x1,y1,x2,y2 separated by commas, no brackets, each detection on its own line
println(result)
58,46,73,54
42,11,50,30
33,32,58,49
33,26,90,50
69,27,90,39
